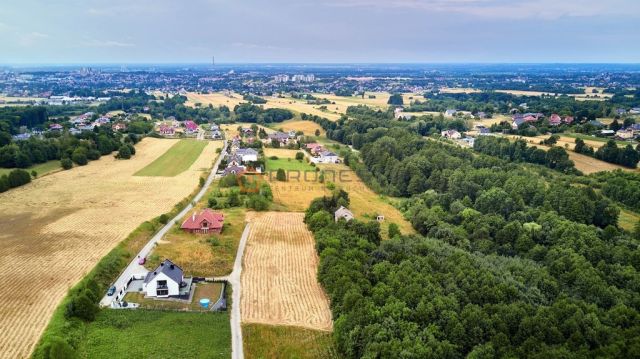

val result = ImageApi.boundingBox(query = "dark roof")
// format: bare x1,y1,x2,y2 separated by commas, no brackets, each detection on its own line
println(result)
144,259,183,284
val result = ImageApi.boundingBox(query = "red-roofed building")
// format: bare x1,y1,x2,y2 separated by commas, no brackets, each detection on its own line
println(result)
549,114,562,126
563,116,574,125
184,120,198,133
180,208,224,234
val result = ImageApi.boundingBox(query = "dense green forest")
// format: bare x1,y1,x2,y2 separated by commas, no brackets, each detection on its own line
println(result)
303,105,640,358
233,103,294,123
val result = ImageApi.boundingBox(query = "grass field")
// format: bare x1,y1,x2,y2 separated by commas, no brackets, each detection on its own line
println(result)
243,323,338,359
76,310,231,358
241,212,333,331
619,209,640,232
0,138,220,359
266,157,314,172
0,160,61,177
147,207,247,276
124,282,224,311
135,139,209,177
268,119,325,136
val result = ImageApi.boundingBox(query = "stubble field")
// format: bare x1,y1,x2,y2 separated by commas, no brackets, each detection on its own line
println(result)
241,212,333,331
0,138,219,359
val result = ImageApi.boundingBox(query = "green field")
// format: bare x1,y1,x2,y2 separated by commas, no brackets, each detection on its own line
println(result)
266,158,315,172
135,140,208,177
77,310,231,358
243,324,338,359
0,160,61,177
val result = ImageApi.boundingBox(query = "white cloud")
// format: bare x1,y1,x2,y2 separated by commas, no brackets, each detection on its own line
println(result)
81,39,135,48
18,31,49,46
321,0,640,20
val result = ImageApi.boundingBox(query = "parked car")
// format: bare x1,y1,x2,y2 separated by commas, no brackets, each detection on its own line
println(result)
138,256,146,265
107,286,116,296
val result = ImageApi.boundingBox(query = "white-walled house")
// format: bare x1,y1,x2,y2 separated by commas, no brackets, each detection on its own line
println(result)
236,148,259,162
335,206,354,222
143,259,184,297
311,150,340,164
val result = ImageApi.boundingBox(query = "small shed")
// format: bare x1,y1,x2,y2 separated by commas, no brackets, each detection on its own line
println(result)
334,206,354,222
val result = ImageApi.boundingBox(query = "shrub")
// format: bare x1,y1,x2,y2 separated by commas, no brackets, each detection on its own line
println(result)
117,145,132,159
276,168,287,181
71,148,88,165
388,223,401,238
246,194,270,211
158,214,169,224
270,155,279,160
296,152,304,161
39,337,77,359
61,158,73,170
0,175,9,192
31,170,38,178
8,169,31,188
65,292,98,321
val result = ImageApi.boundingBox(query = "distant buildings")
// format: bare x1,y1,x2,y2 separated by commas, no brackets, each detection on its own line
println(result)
273,74,315,83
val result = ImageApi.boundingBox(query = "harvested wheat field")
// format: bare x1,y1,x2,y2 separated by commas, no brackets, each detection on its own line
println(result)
186,91,245,109
0,138,221,359
270,119,325,136
241,212,333,331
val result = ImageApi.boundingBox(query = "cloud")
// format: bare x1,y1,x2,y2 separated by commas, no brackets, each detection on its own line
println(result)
321,0,640,20
81,39,135,48
18,31,49,46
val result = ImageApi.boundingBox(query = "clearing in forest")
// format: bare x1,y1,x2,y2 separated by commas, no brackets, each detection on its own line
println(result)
241,212,333,331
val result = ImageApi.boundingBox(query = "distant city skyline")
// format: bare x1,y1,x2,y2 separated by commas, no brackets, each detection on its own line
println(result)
1,0,639,64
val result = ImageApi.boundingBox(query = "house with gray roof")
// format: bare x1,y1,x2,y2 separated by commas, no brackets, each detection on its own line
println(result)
143,259,184,297
335,206,354,222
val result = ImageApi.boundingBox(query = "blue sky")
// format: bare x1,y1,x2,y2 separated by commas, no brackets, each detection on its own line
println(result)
1,0,639,63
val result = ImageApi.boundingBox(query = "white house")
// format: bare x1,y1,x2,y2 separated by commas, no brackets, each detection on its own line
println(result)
311,150,340,164
441,129,462,139
444,109,457,117
143,259,184,297
236,148,258,162
335,206,354,222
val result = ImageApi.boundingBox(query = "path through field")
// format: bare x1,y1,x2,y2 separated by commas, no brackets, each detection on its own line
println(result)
0,138,220,359
241,212,333,331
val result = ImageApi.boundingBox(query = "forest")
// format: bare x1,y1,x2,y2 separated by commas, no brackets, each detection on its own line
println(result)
303,106,640,358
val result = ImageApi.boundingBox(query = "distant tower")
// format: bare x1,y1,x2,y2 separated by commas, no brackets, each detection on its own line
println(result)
212,56,215,67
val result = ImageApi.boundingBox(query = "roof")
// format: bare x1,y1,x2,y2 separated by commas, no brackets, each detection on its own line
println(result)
181,208,224,230
268,132,289,140
236,148,258,156
144,259,183,284
335,206,354,218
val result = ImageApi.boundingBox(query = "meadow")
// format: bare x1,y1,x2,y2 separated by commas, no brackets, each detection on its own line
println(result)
76,310,231,358
134,139,209,176
0,160,60,177
0,138,219,359
243,323,338,359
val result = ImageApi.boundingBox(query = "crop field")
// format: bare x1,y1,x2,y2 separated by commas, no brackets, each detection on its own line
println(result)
262,96,342,121
0,160,61,177
268,119,325,136
147,207,247,277
241,212,333,331
243,323,339,359
76,310,231,358
0,138,219,359
134,139,209,177
186,91,245,108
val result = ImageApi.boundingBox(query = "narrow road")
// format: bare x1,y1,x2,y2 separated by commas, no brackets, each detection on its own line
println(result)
218,223,251,359
99,139,227,307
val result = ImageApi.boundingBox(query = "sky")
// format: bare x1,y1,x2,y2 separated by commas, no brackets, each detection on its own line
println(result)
1,0,639,64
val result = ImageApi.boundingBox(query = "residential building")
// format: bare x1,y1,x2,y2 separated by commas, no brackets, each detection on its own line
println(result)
143,259,184,298
180,208,224,234
335,206,354,222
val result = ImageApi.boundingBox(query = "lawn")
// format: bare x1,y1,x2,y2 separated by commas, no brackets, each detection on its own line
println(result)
76,310,231,359
135,139,208,177
0,160,61,177
619,208,640,232
124,282,224,311
243,323,338,359
147,207,247,276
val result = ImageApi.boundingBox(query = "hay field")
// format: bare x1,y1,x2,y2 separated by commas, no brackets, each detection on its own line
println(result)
503,135,636,174
186,92,245,108
241,212,333,331
243,323,339,359
262,96,342,121
270,119,325,136
265,161,414,235
0,138,220,359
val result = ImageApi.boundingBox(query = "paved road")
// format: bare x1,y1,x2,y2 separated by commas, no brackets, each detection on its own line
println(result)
99,140,228,307
218,223,251,359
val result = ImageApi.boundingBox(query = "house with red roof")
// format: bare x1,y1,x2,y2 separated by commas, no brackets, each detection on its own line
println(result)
159,125,175,136
183,120,199,133
549,114,562,126
180,208,224,234
563,116,574,125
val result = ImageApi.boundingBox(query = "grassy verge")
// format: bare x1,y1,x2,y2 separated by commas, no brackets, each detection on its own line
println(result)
243,324,338,359
76,310,230,359
135,139,208,177
0,160,61,177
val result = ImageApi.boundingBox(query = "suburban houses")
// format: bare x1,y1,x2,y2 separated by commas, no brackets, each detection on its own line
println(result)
142,259,190,298
180,208,225,234
305,142,341,164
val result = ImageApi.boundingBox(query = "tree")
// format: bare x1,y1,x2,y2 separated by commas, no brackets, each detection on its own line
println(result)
387,94,404,106
295,152,304,161
71,148,88,165
388,223,401,238
8,169,31,188
276,168,287,181
227,190,242,207
116,145,131,159
315,129,321,136
65,292,98,321
61,158,73,170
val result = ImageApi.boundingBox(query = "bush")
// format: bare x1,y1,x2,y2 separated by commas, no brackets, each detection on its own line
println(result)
39,337,77,359
270,155,279,160
246,194,270,211
71,148,88,165
295,152,304,161
65,292,98,321
8,169,31,188
276,168,287,181
208,197,218,208
388,223,401,238
158,214,169,224
31,170,38,178
117,145,132,159
61,158,73,170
